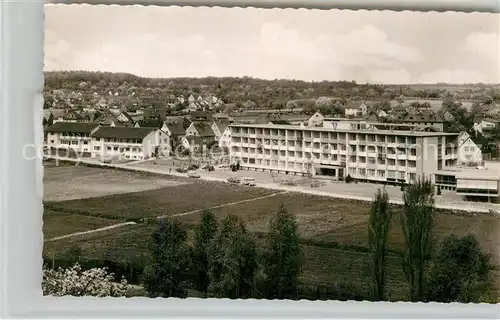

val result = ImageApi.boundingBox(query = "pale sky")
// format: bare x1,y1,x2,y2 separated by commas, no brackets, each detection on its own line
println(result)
44,4,499,84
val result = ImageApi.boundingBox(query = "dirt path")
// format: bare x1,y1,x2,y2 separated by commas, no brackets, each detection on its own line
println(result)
44,222,136,242
159,191,290,219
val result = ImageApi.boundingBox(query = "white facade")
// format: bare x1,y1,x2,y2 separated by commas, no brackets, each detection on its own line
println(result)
218,127,231,148
116,112,130,123
90,128,170,160
344,103,367,118
473,120,499,134
307,111,325,127
186,122,199,136
229,123,458,183
211,122,222,138
46,131,93,154
344,108,360,117
45,123,98,155
457,132,482,165
377,110,387,118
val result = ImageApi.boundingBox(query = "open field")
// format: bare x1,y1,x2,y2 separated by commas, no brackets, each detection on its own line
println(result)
45,181,276,220
43,210,122,239
180,192,500,264
43,164,500,301
44,164,188,201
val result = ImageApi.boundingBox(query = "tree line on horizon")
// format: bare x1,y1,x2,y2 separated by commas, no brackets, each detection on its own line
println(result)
43,70,500,111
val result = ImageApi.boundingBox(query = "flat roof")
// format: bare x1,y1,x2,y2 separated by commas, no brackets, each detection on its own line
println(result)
229,123,459,137
437,166,500,180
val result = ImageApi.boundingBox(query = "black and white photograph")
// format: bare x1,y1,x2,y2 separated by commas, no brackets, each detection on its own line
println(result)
39,3,499,304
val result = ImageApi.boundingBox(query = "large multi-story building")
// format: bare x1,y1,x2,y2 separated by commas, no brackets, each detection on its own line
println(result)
45,122,99,156
229,123,459,184
90,127,170,160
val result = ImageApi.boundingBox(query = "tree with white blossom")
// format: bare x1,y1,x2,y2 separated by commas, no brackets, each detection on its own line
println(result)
42,263,129,297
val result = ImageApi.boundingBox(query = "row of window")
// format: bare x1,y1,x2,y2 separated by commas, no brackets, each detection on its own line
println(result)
463,146,478,152
232,134,419,145
232,128,420,143
237,157,417,181
96,138,143,143
233,140,423,155
58,140,88,145
93,146,143,152
234,150,417,168
232,146,418,160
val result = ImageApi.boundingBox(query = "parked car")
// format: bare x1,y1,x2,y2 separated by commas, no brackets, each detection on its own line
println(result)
241,177,256,186
218,163,230,168
227,177,241,184
188,171,201,178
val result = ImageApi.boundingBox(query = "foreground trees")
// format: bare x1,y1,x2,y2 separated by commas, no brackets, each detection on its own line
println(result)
191,209,218,298
143,218,191,298
401,179,435,302
368,188,393,301
426,235,490,303
263,204,302,300
208,215,258,298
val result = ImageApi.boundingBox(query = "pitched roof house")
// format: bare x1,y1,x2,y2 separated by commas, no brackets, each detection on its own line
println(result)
457,131,483,165
90,126,170,160
307,111,325,127
134,118,163,129
162,120,188,147
190,111,214,122
186,121,216,138
344,102,368,117
43,110,54,126
211,118,230,138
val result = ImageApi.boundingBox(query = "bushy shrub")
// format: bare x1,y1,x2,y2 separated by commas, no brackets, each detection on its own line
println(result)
42,263,129,297
345,174,353,183
425,235,490,303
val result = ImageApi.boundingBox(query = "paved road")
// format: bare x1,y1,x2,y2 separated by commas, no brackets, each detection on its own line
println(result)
45,156,500,214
